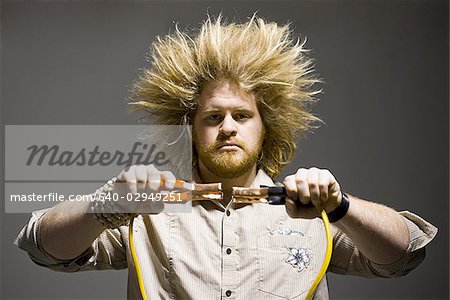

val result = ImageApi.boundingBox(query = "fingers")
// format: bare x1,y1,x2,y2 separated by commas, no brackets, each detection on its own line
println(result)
318,171,330,203
160,171,176,190
283,167,341,217
307,169,320,207
116,164,177,195
136,165,147,194
146,164,161,192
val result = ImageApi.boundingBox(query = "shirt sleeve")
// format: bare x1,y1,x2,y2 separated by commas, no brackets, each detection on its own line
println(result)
14,209,128,272
329,211,438,278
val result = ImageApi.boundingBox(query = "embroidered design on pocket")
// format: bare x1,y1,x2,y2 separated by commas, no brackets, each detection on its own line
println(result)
273,227,304,236
285,247,312,272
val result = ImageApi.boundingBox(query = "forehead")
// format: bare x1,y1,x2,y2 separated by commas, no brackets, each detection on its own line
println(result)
197,80,257,110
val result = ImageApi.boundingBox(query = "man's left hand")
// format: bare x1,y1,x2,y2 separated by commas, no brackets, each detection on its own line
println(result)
283,167,342,219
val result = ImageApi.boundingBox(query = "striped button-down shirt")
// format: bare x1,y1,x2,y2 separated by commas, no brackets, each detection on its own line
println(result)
15,170,437,299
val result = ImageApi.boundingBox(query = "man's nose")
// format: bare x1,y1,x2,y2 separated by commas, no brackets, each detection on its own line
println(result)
219,114,238,136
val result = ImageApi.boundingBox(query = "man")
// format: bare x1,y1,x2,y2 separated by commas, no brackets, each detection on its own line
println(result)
16,15,437,299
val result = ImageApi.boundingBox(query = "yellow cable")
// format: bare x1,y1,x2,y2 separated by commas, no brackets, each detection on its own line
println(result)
129,213,149,300
128,207,332,300
305,209,333,300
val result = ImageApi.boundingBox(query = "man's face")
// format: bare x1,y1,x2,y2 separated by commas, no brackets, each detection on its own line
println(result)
193,80,265,178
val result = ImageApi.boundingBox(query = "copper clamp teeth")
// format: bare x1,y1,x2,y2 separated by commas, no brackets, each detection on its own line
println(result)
168,181,223,201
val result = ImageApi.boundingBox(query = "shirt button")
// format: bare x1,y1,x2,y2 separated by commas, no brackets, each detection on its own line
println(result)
226,210,231,216
226,290,232,297
226,248,232,255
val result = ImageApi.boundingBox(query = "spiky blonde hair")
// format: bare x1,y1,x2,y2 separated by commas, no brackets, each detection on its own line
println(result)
129,15,321,178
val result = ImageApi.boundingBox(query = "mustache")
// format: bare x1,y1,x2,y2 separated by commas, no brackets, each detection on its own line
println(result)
202,136,245,150
214,135,245,148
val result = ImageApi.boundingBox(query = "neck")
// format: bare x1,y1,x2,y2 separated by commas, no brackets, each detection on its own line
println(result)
196,162,258,205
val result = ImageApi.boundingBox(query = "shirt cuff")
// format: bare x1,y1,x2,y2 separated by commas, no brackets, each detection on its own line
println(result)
368,210,438,277
15,209,95,272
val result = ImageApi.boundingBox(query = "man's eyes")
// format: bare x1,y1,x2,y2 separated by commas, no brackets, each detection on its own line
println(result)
235,113,250,120
207,114,222,121
205,113,252,122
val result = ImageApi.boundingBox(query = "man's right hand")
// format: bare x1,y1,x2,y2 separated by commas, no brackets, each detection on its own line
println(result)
112,164,177,214
40,164,177,259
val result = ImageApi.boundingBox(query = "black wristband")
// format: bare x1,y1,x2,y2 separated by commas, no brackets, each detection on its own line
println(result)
327,192,350,223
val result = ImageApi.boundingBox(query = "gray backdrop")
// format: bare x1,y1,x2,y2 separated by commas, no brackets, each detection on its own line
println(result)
1,1,448,299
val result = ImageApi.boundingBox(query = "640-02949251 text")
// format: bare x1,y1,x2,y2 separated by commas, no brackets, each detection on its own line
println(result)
9,192,183,202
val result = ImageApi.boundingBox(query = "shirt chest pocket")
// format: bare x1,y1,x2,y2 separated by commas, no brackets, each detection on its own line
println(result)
256,232,323,299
